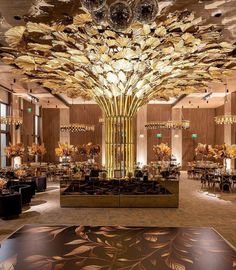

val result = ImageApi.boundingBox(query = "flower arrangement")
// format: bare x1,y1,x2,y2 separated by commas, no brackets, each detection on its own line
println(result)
76,145,87,156
87,142,101,158
76,143,101,158
0,178,6,190
213,144,236,160
194,143,236,161
14,169,26,179
28,143,47,156
55,142,74,157
153,143,171,161
213,144,228,160
4,143,25,158
195,143,215,159
227,144,236,159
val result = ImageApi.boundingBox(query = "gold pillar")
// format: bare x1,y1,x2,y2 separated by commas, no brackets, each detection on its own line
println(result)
96,95,143,178
105,116,135,178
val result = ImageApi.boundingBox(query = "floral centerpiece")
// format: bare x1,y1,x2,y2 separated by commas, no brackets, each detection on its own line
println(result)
86,142,101,159
213,144,230,160
76,143,101,160
28,143,46,156
227,144,236,159
153,143,171,161
4,143,25,158
195,143,215,160
76,145,87,157
55,142,74,158
14,169,26,179
0,178,7,190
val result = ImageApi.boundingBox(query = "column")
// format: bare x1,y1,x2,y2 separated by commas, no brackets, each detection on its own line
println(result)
136,105,147,166
171,108,183,166
60,108,70,144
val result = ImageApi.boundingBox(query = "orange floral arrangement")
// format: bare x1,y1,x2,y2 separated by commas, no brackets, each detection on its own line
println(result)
55,142,74,157
86,142,101,158
4,143,25,158
153,143,171,161
15,169,26,178
28,143,46,156
0,178,7,189
213,144,236,160
195,143,215,159
76,142,101,158
227,144,236,159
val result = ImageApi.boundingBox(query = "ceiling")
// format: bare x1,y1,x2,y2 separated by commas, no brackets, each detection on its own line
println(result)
0,0,236,108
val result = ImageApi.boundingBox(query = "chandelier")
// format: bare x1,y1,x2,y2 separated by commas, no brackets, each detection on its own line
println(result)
145,120,190,130
215,82,236,125
214,115,236,125
60,124,95,132
0,116,23,126
81,0,159,31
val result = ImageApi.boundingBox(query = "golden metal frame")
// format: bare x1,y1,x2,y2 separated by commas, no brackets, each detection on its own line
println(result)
96,95,144,178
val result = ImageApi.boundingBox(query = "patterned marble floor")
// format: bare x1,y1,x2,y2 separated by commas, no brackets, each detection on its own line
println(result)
0,172,236,248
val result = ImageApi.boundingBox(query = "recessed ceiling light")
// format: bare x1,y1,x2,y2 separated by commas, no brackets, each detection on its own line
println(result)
214,13,222,18
14,15,21,20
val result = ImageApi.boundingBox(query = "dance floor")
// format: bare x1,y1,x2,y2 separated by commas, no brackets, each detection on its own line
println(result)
0,225,235,270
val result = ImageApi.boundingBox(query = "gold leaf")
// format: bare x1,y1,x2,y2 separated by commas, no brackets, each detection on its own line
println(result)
15,55,36,70
27,22,52,33
81,266,103,270
73,13,92,25
25,255,48,263
64,245,94,256
28,43,52,52
5,26,26,47
65,239,88,245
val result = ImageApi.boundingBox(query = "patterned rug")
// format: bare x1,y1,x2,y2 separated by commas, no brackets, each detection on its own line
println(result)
0,225,235,270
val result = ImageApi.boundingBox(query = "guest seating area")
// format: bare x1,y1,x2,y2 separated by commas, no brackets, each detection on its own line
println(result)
0,168,48,219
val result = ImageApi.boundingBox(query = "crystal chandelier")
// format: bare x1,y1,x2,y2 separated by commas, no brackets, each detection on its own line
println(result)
0,116,23,126
215,83,236,125
145,120,190,130
215,115,236,125
60,124,95,132
81,0,159,30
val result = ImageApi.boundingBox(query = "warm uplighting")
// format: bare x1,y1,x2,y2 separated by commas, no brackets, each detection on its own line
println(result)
145,120,190,130
214,114,236,125
0,116,23,126
60,124,95,132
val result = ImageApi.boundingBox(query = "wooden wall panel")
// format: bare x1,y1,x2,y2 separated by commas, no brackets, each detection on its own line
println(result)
42,108,60,162
147,104,172,163
22,100,35,162
182,108,215,168
231,92,236,145
215,105,224,145
70,104,102,163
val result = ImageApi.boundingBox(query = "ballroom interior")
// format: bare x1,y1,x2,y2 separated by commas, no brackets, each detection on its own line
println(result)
0,0,236,269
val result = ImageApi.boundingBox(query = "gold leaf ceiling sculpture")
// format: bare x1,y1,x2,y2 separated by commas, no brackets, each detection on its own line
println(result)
1,9,236,106
1,3,236,177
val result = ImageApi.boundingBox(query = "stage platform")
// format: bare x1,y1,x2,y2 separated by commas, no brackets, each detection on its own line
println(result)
0,225,235,270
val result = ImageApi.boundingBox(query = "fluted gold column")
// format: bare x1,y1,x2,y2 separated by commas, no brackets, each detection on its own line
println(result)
96,95,143,178
105,116,135,178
